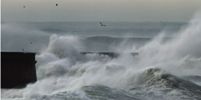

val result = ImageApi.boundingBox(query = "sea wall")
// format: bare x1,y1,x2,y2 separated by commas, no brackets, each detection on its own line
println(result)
1,52,37,88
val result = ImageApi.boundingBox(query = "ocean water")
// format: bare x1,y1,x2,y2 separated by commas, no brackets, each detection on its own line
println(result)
2,21,183,52
2,15,201,100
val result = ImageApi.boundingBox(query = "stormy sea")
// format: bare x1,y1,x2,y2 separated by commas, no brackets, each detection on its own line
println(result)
2,15,201,100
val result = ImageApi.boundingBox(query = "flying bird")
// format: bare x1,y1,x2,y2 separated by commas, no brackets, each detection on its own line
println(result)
99,22,106,27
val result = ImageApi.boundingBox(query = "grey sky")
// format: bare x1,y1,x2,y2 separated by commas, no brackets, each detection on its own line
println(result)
2,0,201,22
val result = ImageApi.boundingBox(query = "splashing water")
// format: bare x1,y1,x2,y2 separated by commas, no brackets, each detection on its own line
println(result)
2,14,201,100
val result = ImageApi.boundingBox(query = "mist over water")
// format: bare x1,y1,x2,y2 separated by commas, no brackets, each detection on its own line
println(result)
2,14,201,100
1,21,184,52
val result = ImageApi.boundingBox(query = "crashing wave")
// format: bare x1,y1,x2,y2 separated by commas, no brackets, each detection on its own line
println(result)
130,68,201,100
82,85,139,100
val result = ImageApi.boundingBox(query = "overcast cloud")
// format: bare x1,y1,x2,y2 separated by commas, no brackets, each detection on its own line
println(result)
2,0,201,22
